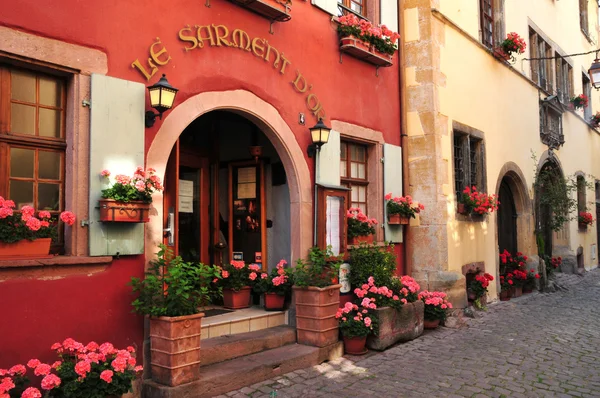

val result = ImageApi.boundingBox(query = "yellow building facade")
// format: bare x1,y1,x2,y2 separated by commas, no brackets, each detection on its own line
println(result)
402,0,600,306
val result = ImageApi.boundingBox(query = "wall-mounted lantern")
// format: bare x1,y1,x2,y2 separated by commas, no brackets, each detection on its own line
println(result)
145,74,179,128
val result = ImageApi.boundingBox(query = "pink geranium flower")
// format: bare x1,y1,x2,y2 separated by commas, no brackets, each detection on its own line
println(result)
40,374,61,390
100,370,113,383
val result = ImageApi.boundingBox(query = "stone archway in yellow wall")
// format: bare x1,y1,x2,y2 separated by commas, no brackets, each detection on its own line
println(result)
494,162,535,274
144,89,312,266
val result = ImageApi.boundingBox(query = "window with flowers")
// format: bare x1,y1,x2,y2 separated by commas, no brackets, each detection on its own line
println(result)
479,0,505,49
0,65,67,251
338,0,365,17
453,129,486,204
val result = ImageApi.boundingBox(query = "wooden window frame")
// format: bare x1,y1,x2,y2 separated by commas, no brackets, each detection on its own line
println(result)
453,131,486,202
338,0,375,20
317,186,349,256
583,73,592,120
577,175,586,213
340,140,369,213
480,0,494,49
580,0,589,36
0,65,67,252
529,30,554,93
555,54,573,104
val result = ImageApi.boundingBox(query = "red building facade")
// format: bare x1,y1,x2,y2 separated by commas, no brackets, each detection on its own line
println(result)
0,0,402,383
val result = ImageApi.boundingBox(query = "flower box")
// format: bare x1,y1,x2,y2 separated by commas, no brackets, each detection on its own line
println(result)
340,35,370,52
366,302,424,351
387,214,409,225
339,39,394,67
294,284,341,347
150,313,204,386
98,199,151,223
0,238,52,260
349,234,374,245
225,0,291,22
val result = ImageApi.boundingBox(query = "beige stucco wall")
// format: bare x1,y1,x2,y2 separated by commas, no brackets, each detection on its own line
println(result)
404,0,600,303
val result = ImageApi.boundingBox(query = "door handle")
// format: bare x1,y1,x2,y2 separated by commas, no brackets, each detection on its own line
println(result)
164,211,175,246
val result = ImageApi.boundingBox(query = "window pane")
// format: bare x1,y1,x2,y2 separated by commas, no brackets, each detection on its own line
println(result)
39,183,60,210
11,70,36,103
340,161,347,177
326,196,343,256
351,185,358,201
10,147,35,178
39,108,61,138
340,142,347,160
39,77,62,107
357,164,365,179
9,180,34,209
358,186,366,202
39,151,61,180
11,103,36,135
350,163,358,178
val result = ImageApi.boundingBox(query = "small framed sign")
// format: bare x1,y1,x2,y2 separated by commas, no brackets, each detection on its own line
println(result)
255,252,262,263
232,252,244,261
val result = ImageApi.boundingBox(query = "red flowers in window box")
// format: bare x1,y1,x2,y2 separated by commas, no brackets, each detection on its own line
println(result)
570,94,589,110
385,193,424,224
495,32,526,62
459,186,499,215
591,112,600,128
578,211,594,226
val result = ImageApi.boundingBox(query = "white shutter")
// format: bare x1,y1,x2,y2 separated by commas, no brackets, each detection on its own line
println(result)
317,130,341,186
89,74,146,256
312,0,339,16
383,143,403,243
381,0,399,33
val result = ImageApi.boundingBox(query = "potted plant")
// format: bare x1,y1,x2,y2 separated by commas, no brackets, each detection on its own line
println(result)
0,339,142,397
499,273,514,301
347,208,377,245
253,259,292,311
578,211,594,228
458,186,499,216
99,167,163,222
467,272,493,309
511,269,527,297
338,14,370,52
218,260,259,309
546,256,562,278
523,269,540,294
499,249,528,273
0,197,76,259
336,299,376,355
359,276,425,350
591,112,600,128
337,14,400,62
419,290,453,330
570,94,589,110
129,245,221,386
384,193,424,224
292,246,342,347
494,32,526,62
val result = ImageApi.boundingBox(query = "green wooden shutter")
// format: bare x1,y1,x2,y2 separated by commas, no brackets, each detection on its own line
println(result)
88,74,146,256
317,130,341,186
383,143,403,243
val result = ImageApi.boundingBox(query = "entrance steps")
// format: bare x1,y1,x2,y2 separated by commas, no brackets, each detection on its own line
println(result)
200,306,288,340
143,325,343,398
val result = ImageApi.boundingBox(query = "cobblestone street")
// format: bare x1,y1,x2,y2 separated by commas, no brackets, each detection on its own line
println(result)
223,270,600,398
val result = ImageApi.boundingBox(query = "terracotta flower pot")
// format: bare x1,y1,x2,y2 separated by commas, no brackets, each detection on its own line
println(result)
340,35,370,52
387,214,409,225
149,313,204,386
342,336,368,355
98,199,151,223
0,238,52,260
264,292,285,311
513,286,523,298
294,284,342,347
499,290,511,301
523,287,533,294
348,234,374,245
423,319,440,330
223,287,252,309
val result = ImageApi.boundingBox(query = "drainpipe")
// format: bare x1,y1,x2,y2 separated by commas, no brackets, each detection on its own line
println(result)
398,0,412,276
313,148,320,247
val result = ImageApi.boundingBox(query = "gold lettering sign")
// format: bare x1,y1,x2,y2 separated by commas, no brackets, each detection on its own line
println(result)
131,24,326,121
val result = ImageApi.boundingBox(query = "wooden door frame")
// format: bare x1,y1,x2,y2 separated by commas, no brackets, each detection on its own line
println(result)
228,160,267,271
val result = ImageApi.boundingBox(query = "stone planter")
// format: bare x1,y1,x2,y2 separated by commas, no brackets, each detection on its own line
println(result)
149,313,204,386
366,301,424,351
294,284,341,347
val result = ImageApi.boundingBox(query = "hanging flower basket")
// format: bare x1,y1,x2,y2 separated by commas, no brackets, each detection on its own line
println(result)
0,238,52,260
98,199,151,223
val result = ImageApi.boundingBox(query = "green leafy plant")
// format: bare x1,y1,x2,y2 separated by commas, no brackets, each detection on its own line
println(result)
346,208,377,238
348,243,396,289
100,167,163,203
129,245,221,317
292,246,341,288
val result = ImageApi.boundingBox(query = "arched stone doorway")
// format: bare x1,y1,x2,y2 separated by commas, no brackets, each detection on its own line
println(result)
145,90,312,266
534,155,565,258
497,178,517,261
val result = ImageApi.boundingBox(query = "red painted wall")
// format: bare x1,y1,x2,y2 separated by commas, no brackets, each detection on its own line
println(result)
0,0,403,367
0,257,144,369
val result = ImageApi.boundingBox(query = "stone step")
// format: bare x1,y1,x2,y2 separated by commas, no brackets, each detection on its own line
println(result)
143,341,343,398
200,325,296,367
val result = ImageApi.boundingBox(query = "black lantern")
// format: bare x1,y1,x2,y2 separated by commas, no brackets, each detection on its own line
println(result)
307,118,331,157
589,57,600,90
145,74,179,127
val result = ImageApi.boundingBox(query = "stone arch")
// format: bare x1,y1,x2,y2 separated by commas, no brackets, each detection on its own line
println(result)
494,162,535,277
144,89,312,264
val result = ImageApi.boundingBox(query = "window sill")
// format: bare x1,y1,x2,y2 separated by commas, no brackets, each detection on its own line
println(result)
456,213,486,222
0,255,113,269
